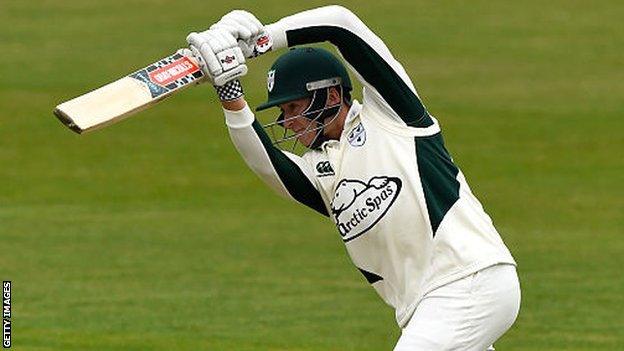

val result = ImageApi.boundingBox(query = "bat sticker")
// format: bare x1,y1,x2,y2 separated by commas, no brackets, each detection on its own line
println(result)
131,54,202,98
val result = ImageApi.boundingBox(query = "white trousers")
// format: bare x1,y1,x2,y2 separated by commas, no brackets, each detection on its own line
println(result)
394,264,520,351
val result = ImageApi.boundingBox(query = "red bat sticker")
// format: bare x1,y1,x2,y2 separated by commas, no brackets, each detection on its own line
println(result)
149,57,200,86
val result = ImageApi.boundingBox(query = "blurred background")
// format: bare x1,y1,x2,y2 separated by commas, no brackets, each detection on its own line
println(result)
1,0,622,350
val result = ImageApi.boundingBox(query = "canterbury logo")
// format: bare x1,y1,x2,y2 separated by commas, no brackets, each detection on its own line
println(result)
316,161,335,177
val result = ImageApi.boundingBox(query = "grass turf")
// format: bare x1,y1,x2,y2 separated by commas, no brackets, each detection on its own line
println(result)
1,0,622,350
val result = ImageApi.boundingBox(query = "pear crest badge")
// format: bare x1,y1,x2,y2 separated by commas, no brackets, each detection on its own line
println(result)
267,70,276,92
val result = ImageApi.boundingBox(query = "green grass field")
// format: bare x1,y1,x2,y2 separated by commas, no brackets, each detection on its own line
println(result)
1,0,623,350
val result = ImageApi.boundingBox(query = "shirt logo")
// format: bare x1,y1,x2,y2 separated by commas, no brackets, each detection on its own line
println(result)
330,176,402,242
315,161,335,177
347,122,366,147
267,70,276,92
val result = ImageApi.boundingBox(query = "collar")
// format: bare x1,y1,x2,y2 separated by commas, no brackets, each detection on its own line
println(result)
345,100,362,125
318,100,363,151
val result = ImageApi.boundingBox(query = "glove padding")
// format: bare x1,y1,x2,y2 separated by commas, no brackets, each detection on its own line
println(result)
186,28,247,86
210,10,263,41
210,10,272,58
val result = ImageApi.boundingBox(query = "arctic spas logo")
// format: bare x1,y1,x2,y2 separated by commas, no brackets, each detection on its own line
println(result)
330,176,402,242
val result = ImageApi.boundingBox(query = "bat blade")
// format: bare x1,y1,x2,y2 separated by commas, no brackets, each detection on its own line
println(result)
54,49,204,134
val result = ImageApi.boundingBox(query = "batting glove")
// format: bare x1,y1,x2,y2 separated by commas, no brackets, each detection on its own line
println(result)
211,10,263,42
186,28,247,86
210,10,273,58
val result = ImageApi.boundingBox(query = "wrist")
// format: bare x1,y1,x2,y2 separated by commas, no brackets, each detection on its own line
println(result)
214,79,244,102
221,98,247,111
223,103,254,129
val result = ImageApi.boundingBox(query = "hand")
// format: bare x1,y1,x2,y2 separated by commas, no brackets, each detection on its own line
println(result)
210,10,263,42
186,28,247,86
210,10,273,58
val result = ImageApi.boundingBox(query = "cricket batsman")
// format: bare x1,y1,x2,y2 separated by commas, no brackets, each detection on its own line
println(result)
187,5,520,350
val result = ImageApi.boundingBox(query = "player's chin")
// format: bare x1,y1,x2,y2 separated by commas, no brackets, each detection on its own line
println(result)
293,132,312,147
297,136,312,147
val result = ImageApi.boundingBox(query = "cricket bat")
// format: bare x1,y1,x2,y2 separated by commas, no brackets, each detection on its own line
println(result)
54,49,205,134
54,33,273,134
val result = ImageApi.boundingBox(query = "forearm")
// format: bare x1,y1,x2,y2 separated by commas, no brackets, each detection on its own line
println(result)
265,5,431,127
223,104,286,192
223,103,329,216
266,5,405,79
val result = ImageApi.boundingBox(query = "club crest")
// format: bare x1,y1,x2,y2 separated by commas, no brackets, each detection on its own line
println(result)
330,176,402,242
267,70,276,92
347,122,366,147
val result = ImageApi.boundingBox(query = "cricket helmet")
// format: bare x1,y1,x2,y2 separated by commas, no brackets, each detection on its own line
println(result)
256,47,352,111
258,47,352,150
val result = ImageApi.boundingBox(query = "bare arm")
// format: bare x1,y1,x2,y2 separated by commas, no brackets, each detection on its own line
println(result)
221,97,246,111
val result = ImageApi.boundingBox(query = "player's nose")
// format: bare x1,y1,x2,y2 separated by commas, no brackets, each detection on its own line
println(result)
282,114,298,130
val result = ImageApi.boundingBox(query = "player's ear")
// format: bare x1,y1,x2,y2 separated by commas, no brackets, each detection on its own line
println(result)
328,86,341,105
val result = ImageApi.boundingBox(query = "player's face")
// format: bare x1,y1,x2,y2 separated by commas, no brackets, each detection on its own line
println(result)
279,97,319,147
279,87,345,148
